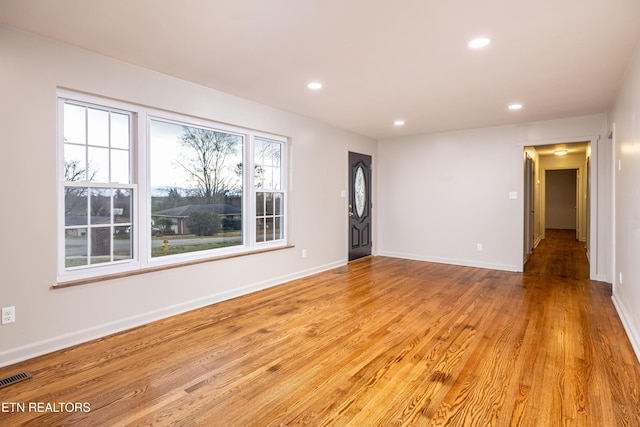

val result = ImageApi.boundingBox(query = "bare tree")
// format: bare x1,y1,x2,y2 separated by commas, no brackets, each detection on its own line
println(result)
64,160,98,214
177,127,240,204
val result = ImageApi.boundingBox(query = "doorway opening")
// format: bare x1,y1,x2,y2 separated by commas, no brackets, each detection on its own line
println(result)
545,168,578,237
523,141,590,269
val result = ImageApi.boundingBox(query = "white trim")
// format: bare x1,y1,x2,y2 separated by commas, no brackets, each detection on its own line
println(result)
611,122,617,293
0,259,346,368
612,294,640,364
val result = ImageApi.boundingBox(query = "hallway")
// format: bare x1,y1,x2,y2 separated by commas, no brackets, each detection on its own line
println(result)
524,228,589,279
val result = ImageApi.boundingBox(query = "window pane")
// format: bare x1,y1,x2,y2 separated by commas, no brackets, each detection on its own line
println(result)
88,147,109,182
150,120,244,257
265,193,274,215
256,192,265,216
91,226,111,258
255,166,264,189
111,149,129,183
65,228,88,268
263,141,274,166
113,189,132,223
272,143,281,167
254,139,264,189
256,218,265,242
111,112,130,150
64,103,86,145
274,193,282,215
88,108,109,147
255,138,282,190
272,166,281,190
64,144,87,181
91,188,111,224
254,138,264,163
264,166,273,190
274,216,283,240
265,217,274,241
65,187,88,226
114,225,132,260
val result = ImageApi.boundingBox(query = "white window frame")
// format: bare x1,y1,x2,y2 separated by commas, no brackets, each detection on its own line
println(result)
57,91,288,283
253,135,287,245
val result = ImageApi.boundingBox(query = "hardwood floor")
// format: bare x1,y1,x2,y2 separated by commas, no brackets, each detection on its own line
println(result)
1,230,639,426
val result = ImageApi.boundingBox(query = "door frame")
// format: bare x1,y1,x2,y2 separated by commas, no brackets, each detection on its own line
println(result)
521,135,600,280
523,152,535,263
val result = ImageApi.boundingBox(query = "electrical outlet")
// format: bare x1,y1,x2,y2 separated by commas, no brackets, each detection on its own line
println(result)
302,249,307,258
477,243,483,252
2,306,15,325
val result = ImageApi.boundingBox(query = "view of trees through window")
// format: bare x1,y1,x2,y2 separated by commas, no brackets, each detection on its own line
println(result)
149,119,244,257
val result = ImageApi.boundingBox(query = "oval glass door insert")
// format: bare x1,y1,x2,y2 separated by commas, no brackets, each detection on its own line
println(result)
354,166,366,217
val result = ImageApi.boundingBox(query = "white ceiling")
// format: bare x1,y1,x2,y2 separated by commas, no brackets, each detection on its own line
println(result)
1,0,639,139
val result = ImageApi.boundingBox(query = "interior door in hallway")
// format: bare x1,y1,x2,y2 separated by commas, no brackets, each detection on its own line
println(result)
348,152,372,261
524,153,535,260
545,169,577,233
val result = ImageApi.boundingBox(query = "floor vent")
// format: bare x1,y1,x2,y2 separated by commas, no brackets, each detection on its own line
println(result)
0,371,32,389
335,269,350,274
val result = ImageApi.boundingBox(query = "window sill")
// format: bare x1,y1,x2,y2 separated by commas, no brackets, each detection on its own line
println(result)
52,245,295,290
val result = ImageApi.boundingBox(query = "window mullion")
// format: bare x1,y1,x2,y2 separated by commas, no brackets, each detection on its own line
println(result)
137,110,149,266
246,133,256,248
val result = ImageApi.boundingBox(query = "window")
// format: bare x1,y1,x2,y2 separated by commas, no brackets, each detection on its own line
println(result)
255,137,284,242
58,92,287,281
149,119,244,257
61,99,134,270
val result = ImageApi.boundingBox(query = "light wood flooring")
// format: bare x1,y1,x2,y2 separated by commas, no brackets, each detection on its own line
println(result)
1,229,639,426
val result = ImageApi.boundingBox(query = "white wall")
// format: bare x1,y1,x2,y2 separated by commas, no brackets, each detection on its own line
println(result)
377,115,609,276
609,39,640,360
0,26,376,366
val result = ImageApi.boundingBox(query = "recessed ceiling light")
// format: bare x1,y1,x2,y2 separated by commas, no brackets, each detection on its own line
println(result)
394,120,405,126
554,149,568,156
508,103,523,110
469,37,491,49
307,82,322,90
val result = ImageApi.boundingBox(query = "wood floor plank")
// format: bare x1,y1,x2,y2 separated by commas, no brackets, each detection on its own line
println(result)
1,230,639,426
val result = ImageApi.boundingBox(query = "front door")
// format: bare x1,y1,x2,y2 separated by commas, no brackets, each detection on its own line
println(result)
348,152,372,261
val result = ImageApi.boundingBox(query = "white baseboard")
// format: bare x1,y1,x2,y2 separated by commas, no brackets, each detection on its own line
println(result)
0,260,346,368
612,293,640,364
377,251,522,273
